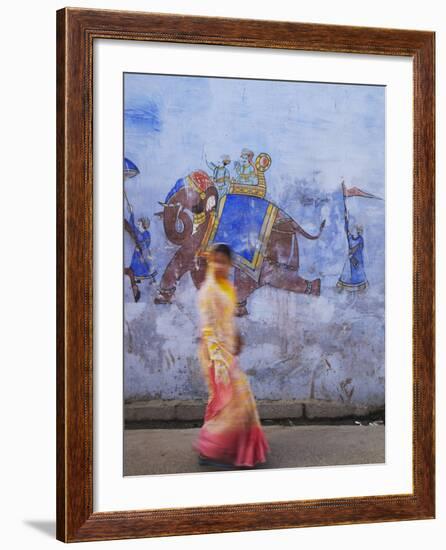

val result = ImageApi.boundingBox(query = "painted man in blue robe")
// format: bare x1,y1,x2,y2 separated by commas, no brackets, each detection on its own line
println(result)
124,207,157,302
337,213,368,292
206,154,231,197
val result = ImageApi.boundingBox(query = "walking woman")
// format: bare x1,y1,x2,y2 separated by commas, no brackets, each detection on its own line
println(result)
195,244,269,468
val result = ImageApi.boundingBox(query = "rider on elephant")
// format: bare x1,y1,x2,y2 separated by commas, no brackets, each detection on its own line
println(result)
234,149,257,186
206,154,231,197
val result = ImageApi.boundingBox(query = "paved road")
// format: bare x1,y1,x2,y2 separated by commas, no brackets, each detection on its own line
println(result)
124,424,385,476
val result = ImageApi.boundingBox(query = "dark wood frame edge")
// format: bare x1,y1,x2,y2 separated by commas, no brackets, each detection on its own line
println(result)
56,7,435,542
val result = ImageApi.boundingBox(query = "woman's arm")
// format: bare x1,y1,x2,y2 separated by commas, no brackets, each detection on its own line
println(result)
200,290,232,384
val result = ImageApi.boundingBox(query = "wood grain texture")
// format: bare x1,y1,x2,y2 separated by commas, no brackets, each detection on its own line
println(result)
56,7,435,542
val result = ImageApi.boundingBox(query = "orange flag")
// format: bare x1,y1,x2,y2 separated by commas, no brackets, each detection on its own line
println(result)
342,182,382,199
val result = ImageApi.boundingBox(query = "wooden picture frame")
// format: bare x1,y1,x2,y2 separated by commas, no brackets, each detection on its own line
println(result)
56,7,435,542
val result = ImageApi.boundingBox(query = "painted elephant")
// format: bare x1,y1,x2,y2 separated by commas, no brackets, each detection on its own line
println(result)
154,170,325,316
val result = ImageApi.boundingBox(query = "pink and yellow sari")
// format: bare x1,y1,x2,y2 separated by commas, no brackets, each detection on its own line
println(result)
195,269,269,467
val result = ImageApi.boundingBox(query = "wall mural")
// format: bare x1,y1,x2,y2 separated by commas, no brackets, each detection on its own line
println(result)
123,73,385,407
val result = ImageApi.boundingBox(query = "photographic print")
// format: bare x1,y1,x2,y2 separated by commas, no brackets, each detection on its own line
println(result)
57,10,435,540
123,72,385,476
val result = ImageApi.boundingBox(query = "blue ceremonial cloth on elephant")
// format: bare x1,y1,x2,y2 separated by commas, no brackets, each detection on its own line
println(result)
208,193,277,281
165,178,186,203
213,194,268,261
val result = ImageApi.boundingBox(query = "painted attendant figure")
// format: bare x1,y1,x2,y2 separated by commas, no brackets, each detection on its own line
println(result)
125,205,157,302
195,244,269,469
337,215,368,291
336,180,380,292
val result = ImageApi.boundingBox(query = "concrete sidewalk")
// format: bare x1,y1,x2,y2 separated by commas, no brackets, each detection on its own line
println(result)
124,424,385,476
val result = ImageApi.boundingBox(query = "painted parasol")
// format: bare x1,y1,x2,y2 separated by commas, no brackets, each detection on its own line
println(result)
124,157,140,180
123,157,140,210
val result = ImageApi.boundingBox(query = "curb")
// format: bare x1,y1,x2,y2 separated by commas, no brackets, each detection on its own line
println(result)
124,399,384,423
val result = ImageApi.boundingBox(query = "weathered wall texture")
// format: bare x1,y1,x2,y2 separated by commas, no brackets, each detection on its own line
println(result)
124,267,384,407
123,74,385,408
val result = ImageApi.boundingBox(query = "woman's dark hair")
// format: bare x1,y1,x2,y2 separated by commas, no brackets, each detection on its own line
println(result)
212,243,232,261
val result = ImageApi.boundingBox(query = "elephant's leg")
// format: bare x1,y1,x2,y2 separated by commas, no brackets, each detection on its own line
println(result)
260,261,321,296
190,257,207,290
155,248,194,304
234,268,259,316
124,267,140,303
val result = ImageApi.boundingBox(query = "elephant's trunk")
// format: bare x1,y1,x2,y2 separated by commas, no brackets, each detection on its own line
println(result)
162,203,193,245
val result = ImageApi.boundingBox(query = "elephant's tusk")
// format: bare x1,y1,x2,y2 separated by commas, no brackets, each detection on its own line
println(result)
158,201,181,208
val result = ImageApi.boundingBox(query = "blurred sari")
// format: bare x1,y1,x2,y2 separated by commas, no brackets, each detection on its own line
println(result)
195,265,269,467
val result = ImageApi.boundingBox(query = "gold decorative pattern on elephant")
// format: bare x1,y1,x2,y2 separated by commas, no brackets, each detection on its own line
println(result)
193,211,206,227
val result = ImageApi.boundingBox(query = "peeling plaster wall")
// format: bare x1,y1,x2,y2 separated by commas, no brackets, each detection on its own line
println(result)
124,271,385,406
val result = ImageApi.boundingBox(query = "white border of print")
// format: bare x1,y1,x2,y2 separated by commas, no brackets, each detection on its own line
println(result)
93,39,413,512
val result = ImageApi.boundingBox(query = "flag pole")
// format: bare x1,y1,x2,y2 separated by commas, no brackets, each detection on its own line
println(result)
124,188,132,212
341,179,349,237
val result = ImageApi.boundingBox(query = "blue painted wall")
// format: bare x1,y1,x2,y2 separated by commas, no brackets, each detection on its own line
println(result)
123,73,385,407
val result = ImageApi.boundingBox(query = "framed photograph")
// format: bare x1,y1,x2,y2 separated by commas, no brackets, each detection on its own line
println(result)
56,8,435,542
